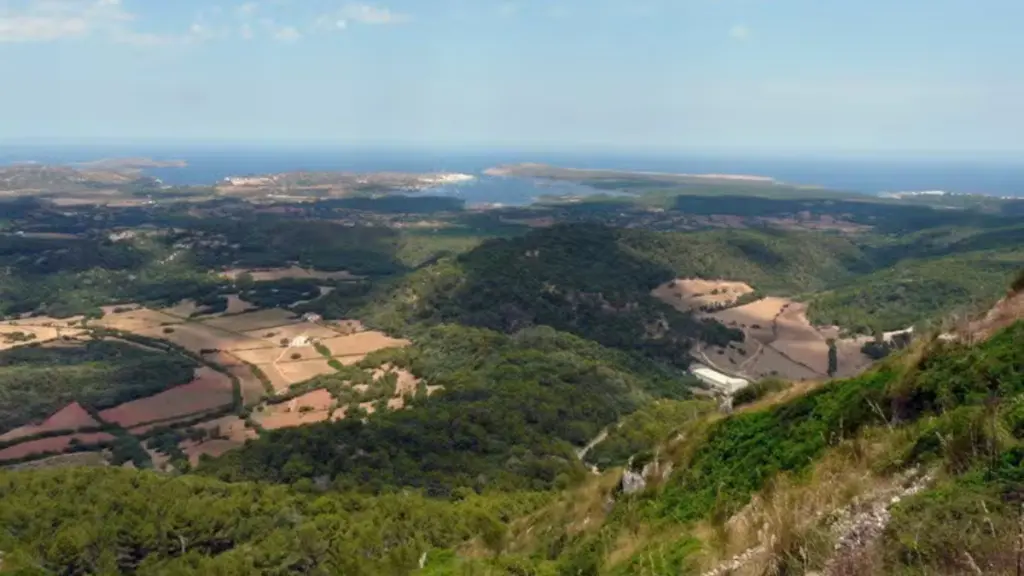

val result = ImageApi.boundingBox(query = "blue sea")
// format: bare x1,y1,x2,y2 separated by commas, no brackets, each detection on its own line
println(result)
2,144,1024,206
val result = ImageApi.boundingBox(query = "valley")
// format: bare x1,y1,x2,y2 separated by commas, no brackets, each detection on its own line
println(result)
0,165,1021,575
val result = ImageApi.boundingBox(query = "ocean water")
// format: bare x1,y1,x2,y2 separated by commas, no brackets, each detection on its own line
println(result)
2,145,1024,206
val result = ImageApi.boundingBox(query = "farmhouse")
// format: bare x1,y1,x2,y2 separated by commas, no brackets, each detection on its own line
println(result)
690,364,750,395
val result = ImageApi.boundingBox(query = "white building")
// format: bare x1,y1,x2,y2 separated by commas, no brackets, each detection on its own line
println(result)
690,365,750,395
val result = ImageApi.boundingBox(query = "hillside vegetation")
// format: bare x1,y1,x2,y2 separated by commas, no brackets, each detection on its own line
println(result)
0,341,196,434
201,324,697,495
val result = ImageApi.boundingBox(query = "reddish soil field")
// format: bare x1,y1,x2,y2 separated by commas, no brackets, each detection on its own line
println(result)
0,402,99,442
99,367,234,428
0,432,115,462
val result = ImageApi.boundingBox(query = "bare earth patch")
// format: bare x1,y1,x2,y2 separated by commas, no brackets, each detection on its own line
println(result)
653,278,755,312
92,307,183,332
0,402,99,443
224,294,257,315
254,389,335,430
276,359,338,383
259,363,292,393
99,367,234,428
0,432,115,462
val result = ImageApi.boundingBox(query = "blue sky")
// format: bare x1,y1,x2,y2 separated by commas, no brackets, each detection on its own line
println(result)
1,0,1022,155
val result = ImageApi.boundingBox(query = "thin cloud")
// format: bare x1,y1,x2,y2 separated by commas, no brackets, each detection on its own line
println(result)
0,0,130,43
273,24,300,41
0,0,215,45
315,3,409,31
729,23,749,40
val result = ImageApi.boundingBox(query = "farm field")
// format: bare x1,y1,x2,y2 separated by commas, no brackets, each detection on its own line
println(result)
241,321,341,343
276,359,337,383
652,278,754,312
320,331,411,359
201,309,300,332
136,322,269,354
203,351,265,405
698,296,872,382
0,402,99,443
0,322,86,350
0,432,114,462
98,367,234,428
231,345,320,365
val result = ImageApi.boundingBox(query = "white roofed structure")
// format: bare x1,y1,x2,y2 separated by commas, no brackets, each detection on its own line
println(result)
690,365,750,395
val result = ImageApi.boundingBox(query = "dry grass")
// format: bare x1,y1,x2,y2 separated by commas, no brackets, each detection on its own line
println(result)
91,307,183,332
2,451,108,471
0,322,87,350
692,429,916,576
232,345,320,365
653,278,755,312
320,331,410,356
220,266,361,282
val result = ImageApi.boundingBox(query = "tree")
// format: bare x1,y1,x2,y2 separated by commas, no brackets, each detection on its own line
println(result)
827,339,838,377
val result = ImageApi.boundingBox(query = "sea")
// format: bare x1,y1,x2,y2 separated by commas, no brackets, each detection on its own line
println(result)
2,145,1024,207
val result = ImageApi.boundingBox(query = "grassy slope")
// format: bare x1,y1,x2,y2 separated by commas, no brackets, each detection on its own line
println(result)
426,318,1024,574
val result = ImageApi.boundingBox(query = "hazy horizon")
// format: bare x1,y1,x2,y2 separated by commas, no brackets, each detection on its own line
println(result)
2,1,1023,155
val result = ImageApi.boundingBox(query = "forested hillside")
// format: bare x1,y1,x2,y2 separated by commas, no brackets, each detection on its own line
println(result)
356,224,745,368
201,324,697,495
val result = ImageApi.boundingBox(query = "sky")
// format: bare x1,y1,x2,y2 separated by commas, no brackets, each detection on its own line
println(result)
1,0,1023,155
